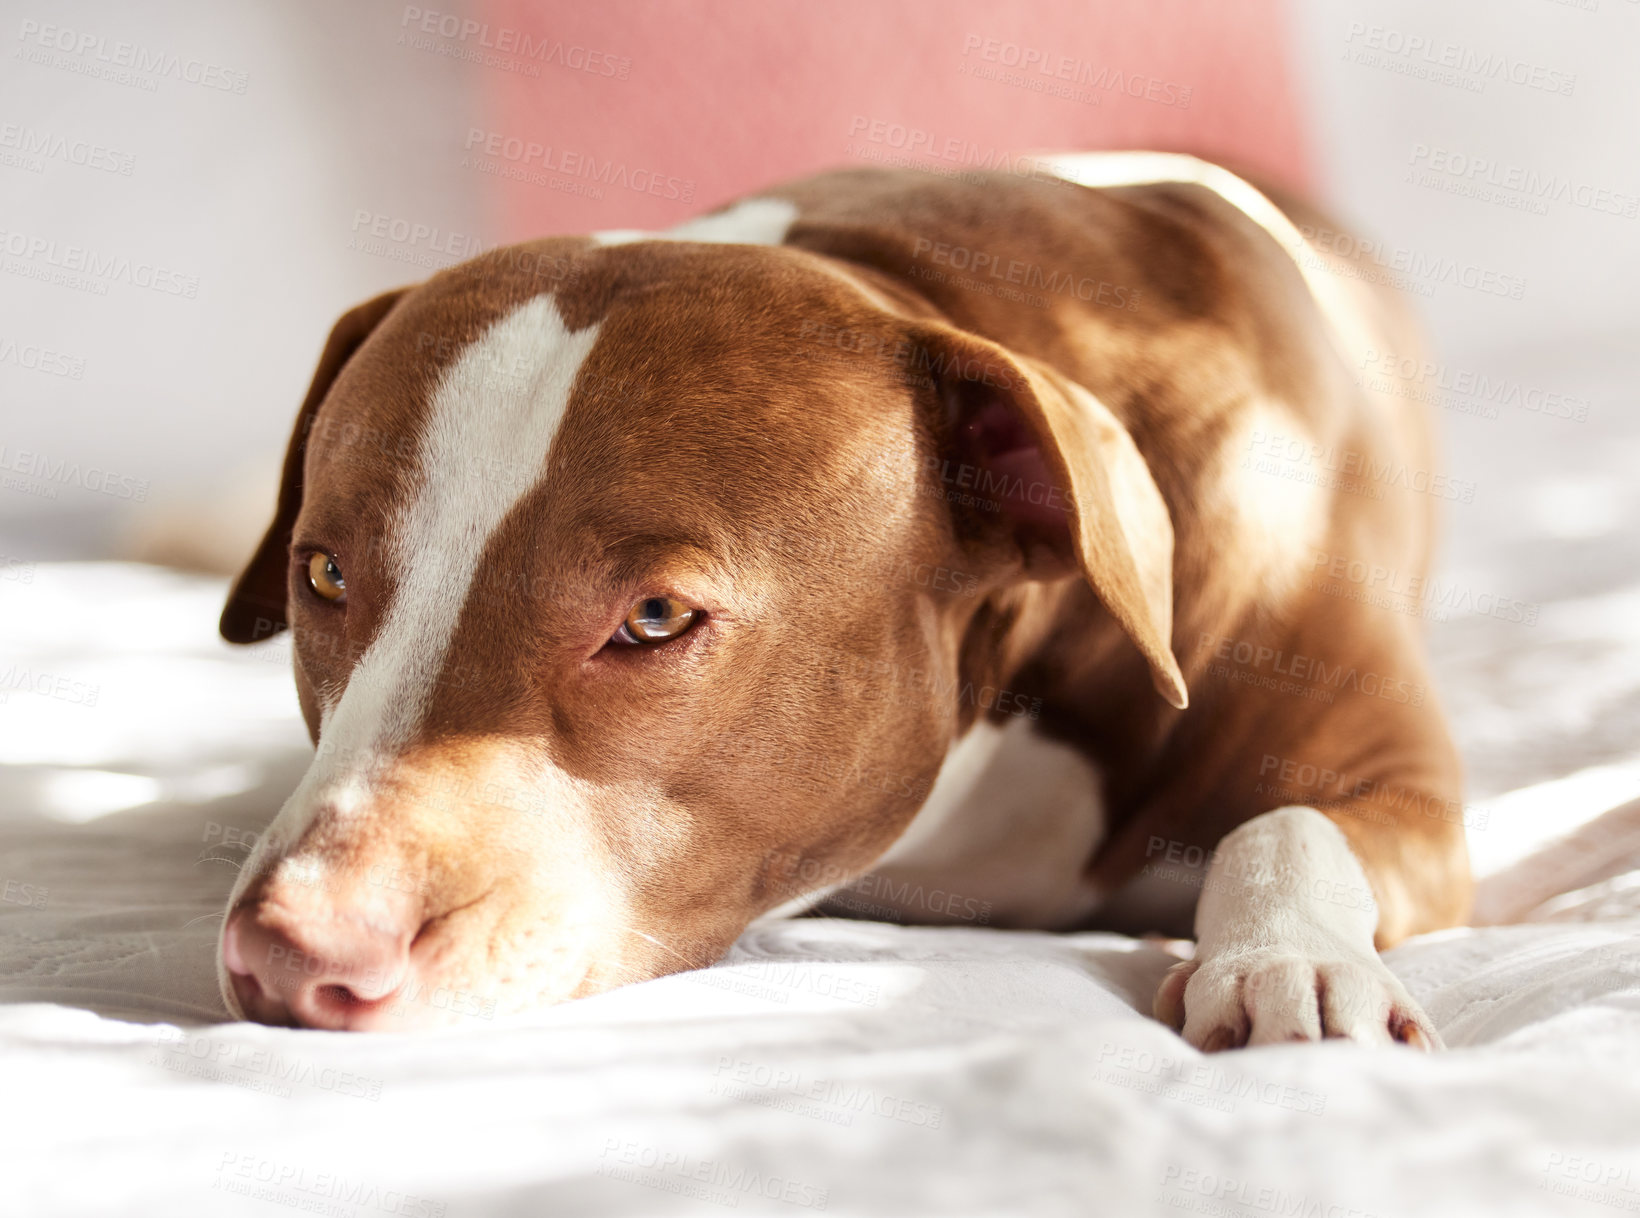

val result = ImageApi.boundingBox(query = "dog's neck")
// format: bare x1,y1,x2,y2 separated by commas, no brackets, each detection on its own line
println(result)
956,576,1172,753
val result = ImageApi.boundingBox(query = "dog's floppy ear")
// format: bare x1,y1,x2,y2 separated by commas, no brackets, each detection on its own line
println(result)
220,288,408,644
916,323,1187,709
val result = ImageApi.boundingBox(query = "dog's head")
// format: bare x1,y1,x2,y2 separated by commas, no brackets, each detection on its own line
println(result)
218,226,1184,1028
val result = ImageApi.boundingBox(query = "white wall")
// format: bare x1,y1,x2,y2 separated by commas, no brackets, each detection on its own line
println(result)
0,0,489,561
1288,0,1640,600
1289,0,1640,797
1292,0,1640,353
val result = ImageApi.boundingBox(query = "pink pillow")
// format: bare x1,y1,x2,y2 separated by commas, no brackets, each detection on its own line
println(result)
461,0,1310,237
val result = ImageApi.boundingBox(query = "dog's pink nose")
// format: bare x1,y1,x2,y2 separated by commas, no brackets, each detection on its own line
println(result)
223,884,419,1030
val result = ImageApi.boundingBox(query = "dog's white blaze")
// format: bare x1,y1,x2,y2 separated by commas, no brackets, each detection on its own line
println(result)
229,295,601,902
353,300,601,753
593,197,799,247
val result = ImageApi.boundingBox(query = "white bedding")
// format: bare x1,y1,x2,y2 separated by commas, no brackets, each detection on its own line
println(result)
5,562,1640,1217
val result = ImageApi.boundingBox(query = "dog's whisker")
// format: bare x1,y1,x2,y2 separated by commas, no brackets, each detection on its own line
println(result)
613,923,704,971
183,912,227,929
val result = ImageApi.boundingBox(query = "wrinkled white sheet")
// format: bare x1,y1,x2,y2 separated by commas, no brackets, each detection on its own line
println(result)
4,563,1640,1217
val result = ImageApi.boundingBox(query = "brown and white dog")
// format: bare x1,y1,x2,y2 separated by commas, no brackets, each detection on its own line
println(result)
216,152,1468,1045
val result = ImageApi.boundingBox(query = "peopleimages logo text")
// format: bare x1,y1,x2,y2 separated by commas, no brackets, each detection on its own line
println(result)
461,130,695,202
15,20,250,92
398,8,631,79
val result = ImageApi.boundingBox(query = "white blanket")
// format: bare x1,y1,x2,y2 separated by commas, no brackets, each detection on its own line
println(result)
4,563,1640,1217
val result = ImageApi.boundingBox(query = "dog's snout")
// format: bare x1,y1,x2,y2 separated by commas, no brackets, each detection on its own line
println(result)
223,878,422,1030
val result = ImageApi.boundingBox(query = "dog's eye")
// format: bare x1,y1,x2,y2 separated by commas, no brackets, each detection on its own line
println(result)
614,596,697,645
307,552,347,603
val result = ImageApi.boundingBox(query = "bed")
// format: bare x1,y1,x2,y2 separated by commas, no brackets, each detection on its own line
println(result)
5,554,1640,1216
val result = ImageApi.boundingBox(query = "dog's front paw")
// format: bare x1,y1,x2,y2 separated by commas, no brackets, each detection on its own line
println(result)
1153,946,1440,1051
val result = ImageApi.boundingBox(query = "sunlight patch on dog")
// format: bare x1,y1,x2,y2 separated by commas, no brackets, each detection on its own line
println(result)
1217,400,1327,604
